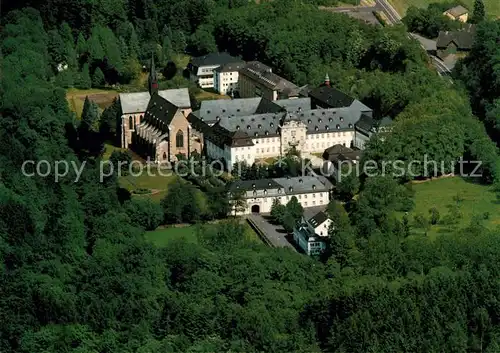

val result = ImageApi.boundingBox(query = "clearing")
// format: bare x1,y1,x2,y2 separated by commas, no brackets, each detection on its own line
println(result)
66,88,118,118
145,220,262,247
388,0,500,18
404,176,500,237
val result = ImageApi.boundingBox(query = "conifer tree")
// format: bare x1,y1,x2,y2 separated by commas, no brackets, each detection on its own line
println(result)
78,63,92,89
129,27,140,59
81,96,99,132
472,0,485,23
92,67,105,87
76,32,87,56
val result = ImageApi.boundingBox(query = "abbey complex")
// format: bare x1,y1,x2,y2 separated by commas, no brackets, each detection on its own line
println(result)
119,55,391,168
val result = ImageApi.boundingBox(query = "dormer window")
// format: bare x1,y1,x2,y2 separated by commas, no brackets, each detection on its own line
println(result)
319,118,322,123
336,124,340,129
268,182,272,186
312,185,316,190
207,110,210,114
315,126,319,131
340,117,344,122
278,188,282,193
326,126,329,130
236,125,240,130
348,123,353,128
247,125,251,130
237,109,240,112
254,132,258,137
264,189,267,195
308,119,312,124
329,118,333,122
252,183,256,188
265,131,269,135
270,123,274,127
311,112,315,116
222,109,226,113
258,124,262,129
322,111,326,115
253,190,257,196
289,186,293,192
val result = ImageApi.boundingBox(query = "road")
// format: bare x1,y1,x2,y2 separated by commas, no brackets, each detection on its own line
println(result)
246,213,296,250
375,0,453,77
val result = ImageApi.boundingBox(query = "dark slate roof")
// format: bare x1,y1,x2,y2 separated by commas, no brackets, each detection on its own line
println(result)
324,144,353,156
214,61,246,72
323,144,362,163
308,211,329,228
144,93,180,126
308,86,355,108
273,98,312,112
294,108,360,133
229,179,282,192
218,112,283,138
190,52,242,67
197,98,263,122
229,176,333,195
436,25,476,50
239,61,300,95
255,97,284,114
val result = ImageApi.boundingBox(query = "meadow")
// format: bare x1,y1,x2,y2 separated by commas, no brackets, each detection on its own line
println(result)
145,220,262,247
404,176,500,237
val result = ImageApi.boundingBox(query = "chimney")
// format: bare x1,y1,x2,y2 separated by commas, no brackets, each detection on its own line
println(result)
324,73,330,87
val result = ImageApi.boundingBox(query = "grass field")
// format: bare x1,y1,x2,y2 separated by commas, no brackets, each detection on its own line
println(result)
389,0,500,18
404,177,500,237
119,172,178,202
66,88,118,118
145,220,262,247
195,89,230,101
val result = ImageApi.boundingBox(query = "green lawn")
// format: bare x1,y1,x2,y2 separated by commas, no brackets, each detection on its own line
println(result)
404,177,500,237
145,220,262,247
389,0,500,18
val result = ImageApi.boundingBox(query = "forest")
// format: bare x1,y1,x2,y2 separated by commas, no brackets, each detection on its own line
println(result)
2,0,500,351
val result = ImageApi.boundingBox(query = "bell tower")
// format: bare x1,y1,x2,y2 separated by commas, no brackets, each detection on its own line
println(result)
148,54,159,95
324,73,330,87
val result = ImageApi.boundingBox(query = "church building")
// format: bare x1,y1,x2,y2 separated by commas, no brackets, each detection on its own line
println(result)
119,56,197,162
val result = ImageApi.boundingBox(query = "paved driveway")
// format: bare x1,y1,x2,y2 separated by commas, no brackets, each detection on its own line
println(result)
246,213,296,250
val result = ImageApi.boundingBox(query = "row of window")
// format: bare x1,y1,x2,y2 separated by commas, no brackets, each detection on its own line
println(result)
309,242,323,248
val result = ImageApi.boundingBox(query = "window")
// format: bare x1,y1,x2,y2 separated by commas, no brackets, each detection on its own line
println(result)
176,130,184,148
129,116,133,130
163,152,167,160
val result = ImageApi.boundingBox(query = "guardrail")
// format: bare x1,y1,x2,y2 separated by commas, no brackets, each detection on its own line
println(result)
246,218,274,247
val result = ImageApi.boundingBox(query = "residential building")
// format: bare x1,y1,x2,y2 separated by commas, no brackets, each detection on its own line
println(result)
238,61,301,100
443,5,469,22
229,176,333,215
119,57,191,150
353,115,393,150
188,52,243,89
187,78,374,169
293,211,332,255
436,24,476,61
213,62,246,95
321,144,362,180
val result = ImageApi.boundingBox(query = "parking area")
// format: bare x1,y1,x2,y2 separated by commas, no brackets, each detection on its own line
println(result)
246,213,296,250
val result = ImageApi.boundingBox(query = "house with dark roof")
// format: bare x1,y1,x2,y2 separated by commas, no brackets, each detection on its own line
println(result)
353,115,392,149
229,176,333,214
293,211,332,255
436,24,476,60
238,61,301,101
443,5,469,22
321,144,363,180
187,52,243,90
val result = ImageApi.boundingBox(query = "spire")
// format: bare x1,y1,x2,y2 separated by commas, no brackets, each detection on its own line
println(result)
324,73,330,87
148,53,158,95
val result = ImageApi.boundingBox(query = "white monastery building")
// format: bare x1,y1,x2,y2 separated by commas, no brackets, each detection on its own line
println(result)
229,176,333,215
